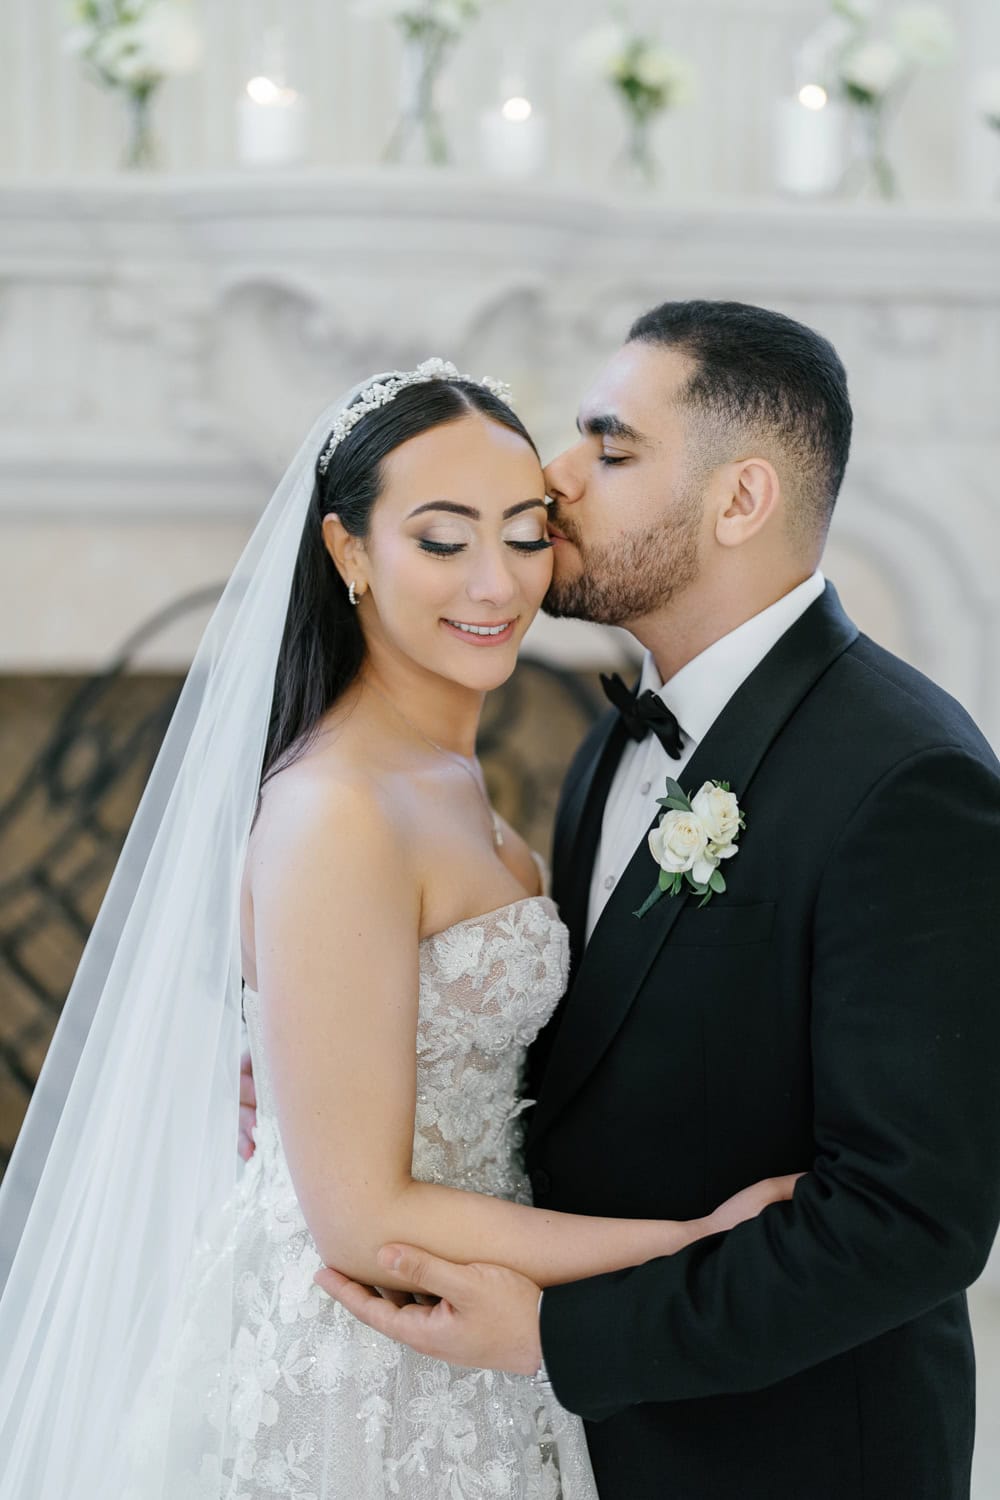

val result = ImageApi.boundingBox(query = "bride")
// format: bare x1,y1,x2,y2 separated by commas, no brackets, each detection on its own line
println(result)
0,362,797,1499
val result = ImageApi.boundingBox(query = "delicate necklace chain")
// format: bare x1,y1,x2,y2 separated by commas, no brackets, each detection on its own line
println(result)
365,679,504,848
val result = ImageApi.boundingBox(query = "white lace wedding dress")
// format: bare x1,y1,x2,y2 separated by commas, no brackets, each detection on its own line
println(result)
124,887,599,1499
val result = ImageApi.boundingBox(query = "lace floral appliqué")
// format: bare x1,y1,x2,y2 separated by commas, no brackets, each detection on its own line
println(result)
128,894,597,1499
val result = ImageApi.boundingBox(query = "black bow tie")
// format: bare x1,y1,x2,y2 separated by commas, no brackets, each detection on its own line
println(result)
600,672,684,759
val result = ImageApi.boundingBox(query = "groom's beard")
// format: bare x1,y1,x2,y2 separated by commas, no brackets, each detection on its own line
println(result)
543,489,702,627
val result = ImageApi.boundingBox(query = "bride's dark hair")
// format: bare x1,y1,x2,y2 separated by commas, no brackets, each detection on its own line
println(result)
260,377,539,792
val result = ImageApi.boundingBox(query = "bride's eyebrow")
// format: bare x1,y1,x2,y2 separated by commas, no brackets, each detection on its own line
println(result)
406,499,547,521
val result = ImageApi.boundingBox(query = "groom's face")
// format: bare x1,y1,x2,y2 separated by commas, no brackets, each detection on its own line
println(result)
542,343,707,627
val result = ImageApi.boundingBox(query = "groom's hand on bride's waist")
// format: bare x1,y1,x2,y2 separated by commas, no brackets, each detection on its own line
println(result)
314,1246,543,1376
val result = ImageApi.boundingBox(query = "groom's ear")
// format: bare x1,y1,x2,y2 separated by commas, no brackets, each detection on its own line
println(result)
321,512,368,589
713,458,781,549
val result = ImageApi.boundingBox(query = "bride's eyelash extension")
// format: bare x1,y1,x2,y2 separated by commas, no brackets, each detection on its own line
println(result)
418,539,553,557
598,455,629,465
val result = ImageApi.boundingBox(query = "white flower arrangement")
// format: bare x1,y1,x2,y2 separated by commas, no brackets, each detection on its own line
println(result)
65,0,202,92
571,15,695,185
636,777,745,918
572,23,696,112
64,0,202,167
811,0,956,198
840,38,906,98
977,67,1000,131
833,1,955,108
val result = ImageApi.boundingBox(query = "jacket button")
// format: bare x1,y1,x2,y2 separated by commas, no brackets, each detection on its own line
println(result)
531,1168,552,1199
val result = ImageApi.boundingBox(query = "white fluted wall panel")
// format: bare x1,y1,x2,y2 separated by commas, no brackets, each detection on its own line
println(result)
1,0,993,198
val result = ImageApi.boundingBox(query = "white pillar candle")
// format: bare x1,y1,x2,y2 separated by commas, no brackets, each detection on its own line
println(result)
237,76,307,167
479,97,547,178
773,88,846,197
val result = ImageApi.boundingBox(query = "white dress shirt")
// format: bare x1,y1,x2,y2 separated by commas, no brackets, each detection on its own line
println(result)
585,572,826,942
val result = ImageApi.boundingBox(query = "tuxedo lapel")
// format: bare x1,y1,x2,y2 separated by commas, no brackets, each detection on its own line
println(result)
526,709,630,1106
553,711,630,978
531,582,859,1142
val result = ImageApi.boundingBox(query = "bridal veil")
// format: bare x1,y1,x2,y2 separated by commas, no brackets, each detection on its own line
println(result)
0,380,375,1498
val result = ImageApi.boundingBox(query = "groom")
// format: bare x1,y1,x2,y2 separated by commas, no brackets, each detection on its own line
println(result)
316,300,1000,1499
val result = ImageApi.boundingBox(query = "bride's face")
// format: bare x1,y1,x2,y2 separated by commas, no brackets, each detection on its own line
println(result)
345,413,553,693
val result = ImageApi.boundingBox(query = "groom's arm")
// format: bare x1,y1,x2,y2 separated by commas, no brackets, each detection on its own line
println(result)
540,742,1000,1420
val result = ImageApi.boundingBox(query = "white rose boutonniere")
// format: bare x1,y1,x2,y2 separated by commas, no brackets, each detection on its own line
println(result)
636,777,745,918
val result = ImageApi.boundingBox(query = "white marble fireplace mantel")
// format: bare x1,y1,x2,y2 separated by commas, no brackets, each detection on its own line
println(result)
1,173,998,750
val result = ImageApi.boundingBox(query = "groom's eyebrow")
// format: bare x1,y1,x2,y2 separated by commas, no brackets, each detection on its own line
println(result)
406,499,548,520
576,412,649,445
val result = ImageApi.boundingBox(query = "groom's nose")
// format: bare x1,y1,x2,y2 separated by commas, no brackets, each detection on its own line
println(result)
543,446,584,507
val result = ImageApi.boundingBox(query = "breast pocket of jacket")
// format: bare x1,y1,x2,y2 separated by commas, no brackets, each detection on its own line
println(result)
667,899,776,948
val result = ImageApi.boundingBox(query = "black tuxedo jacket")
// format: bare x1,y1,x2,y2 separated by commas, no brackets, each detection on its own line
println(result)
524,583,1000,1500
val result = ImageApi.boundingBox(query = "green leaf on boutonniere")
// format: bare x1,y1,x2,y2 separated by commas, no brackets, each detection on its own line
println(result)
709,870,726,894
657,796,690,812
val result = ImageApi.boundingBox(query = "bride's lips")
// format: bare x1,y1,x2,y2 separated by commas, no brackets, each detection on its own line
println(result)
440,618,517,646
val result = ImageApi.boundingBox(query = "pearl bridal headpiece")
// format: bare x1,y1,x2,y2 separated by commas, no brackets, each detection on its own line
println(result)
316,358,515,475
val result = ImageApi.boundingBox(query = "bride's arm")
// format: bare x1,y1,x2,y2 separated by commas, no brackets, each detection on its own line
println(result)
251,776,790,1293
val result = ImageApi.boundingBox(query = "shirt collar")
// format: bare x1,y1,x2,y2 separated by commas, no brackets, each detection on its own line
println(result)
638,571,826,748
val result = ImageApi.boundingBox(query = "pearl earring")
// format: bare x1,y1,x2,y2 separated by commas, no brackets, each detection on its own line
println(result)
348,581,358,607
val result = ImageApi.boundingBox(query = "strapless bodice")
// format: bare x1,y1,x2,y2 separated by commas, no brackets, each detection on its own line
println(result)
244,892,568,1202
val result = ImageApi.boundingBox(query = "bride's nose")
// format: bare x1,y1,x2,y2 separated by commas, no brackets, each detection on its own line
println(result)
464,546,518,607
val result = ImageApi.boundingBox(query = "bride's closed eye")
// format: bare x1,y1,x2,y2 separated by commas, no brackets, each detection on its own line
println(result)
416,525,551,555
417,538,553,557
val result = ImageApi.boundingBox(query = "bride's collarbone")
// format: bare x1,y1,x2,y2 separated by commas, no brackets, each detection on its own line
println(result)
417,829,543,941
244,751,541,957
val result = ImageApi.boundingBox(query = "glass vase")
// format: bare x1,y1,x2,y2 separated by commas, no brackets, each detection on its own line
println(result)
842,101,898,201
384,27,453,167
123,86,159,171
617,106,660,190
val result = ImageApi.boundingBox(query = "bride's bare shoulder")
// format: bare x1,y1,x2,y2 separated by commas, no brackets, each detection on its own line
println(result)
240,722,420,982
249,731,407,878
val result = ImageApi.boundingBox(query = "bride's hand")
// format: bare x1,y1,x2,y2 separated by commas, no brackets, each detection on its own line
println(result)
693,1172,806,1241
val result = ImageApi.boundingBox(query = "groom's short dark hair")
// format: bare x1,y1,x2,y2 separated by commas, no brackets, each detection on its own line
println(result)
627,300,853,543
